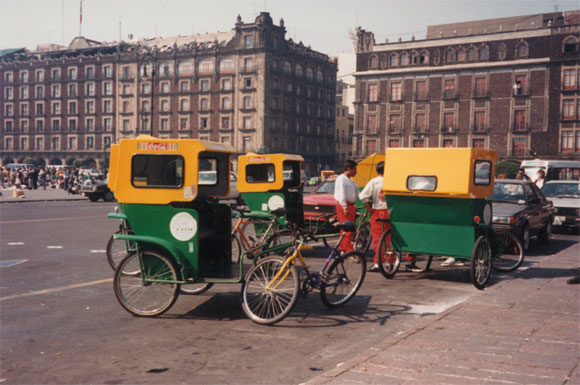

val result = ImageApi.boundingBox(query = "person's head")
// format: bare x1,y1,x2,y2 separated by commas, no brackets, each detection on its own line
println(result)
515,168,526,179
376,161,385,176
344,160,357,177
537,169,545,179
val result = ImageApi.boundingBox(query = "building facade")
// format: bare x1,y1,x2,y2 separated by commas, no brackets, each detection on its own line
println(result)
0,12,337,174
353,11,580,160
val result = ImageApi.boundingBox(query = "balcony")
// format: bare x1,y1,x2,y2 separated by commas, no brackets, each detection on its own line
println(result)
388,95,403,103
472,126,490,134
440,126,457,135
239,65,258,74
119,75,135,83
472,90,491,99
388,127,402,135
414,93,429,102
512,88,530,97
412,126,428,134
512,124,530,133
442,90,458,100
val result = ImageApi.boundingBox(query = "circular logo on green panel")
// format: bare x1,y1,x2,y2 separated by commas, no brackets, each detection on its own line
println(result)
170,212,197,241
483,203,492,225
268,195,285,211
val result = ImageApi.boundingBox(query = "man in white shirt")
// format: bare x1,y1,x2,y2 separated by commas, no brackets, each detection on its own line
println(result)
359,161,388,271
333,160,359,252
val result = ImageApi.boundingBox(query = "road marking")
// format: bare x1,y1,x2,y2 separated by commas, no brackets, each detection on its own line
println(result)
0,260,28,268
47,245,63,249
0,278,113,302
90,250,106,253
0,215,103,225
7,242,24,246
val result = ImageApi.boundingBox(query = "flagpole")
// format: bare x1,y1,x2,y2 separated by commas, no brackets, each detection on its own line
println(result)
79,0,82,36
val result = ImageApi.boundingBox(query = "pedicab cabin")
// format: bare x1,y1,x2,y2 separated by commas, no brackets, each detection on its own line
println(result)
352,153,385,189
382,148,498,258
107,135,237,279
237,153,304,227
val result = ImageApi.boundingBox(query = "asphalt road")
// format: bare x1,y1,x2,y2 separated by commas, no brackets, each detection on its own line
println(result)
1,201,577,384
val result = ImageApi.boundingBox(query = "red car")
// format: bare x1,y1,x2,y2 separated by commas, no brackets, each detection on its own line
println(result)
303,178,337,222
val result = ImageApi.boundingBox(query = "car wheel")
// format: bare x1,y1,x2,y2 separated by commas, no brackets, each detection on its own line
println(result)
88,194,98,202
539,220,552,244
104,191,114,202
521,224,530,251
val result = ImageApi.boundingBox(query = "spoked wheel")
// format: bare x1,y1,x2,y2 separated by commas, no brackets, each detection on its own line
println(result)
377,229,400,279
114,251,180,317
265,229,295,256
492,231,524,273
320,251,366,308
471,235,492,290
241,256,299,325
231,236,242,264
353,222,372,255
106,231,135,270
180,283,214,295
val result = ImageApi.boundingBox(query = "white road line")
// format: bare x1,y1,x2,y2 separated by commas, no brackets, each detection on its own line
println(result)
7,242,25,245
46,246,63,249
0,278,113,302
90,250,106,253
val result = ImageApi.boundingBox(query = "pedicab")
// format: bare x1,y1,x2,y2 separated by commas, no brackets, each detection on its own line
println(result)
107,136,294,321
376,148,499,289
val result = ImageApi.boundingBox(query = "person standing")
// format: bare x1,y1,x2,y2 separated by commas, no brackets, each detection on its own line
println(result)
535,169,546,189
359,161,389,272
333,160,359,253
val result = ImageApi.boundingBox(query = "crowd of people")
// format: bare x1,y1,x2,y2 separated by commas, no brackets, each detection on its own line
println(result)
0,166,101,194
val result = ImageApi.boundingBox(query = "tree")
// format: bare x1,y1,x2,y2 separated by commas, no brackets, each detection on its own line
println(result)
496,161,519,179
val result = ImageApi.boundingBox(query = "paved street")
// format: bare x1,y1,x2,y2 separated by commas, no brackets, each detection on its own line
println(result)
0,197,578,384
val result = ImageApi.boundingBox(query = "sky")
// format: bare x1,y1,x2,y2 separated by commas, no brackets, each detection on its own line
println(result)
1,0,578,56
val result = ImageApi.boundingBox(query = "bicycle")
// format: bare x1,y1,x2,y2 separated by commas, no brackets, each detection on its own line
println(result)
241,221,366,325
305,208,371,254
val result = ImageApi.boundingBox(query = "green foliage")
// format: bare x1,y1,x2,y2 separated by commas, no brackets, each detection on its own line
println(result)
23,157,39,166
73,159,84,168
496,161,519,179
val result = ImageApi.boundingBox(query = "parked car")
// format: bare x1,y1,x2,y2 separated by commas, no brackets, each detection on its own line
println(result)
5,163,35,171
79,168,104,180
80,179,115,202
490,179,554,250
303,177,336,221
541,180,580,231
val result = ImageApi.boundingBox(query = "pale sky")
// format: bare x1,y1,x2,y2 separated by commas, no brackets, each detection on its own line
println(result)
1,0,578,56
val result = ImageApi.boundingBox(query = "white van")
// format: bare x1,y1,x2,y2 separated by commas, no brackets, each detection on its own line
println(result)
521,159,580,181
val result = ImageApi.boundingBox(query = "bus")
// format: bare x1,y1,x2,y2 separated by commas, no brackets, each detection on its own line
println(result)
520,159,580,181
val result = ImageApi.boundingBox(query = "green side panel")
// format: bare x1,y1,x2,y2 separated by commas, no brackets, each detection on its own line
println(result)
119,203,198,279
391,222,475,258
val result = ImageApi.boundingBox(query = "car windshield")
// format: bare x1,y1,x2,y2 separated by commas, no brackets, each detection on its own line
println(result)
542,183,580,198
491,182,525,202
315,180,335,194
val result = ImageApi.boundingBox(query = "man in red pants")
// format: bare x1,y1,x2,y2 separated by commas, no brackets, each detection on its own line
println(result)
333,160,359,253
360,161,389,271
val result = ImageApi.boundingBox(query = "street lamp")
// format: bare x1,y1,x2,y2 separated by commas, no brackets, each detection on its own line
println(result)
140,49,157,135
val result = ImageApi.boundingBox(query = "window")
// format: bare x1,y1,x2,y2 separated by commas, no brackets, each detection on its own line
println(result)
562,100,575,119
221,136,230,144
244,77,252,88
416,80,427,100
200,98,209,111
400,53,409,66
443,112,455,132
243,96,252,109
86,67,94,79
200,79,210,91
200,117,208,129
131,154,184,187
104,82,112,96
245,163,275,183
86,100,95,114
561,131,574,151
20,104,28,116
5,72,13,83
20,71,28,83
104,118,112,130
123,101,130,113
576,131,580,152
20,120,28,131
366,139,377,155
563,69,577,90
160,82,169,93
444,79,456,99
443,138,455,148
68,84,77,97
512,137,526,156
389,54,399,67
369,55,378,68
179,118,188,130
221,96,231,110
389,114,401,133
104,66,112,78
5,104,13,116
456,48,466,62
52,102,60,115
52,119,60,131
516,42,528,57
86,119,94,130
467,47,477,61
36,103,44,115
388,139,400,148
244,35,254,48
161,118,169,130
86,83,95,96
390,82,402,101
479,46,489,60
142,83,151,94
219,59,235,73
20,87,28,99
412,139,425,148
474,111,486,132
445,49,455,63
36,70,44,82
284,61,292,75
415,113,426,132
69,101,77,114
104,100,112,113
36,137,43,149
52,85,60,97
514,74,528,95
306,66,314,80
123,119,130,131
367,115,377,133
160,63,171,77
474,160,492,185
178,61,193,75
68,68,77,80
563,37,578,54
243,116,252,129
221,116,230,129
122,84,131,95
410,52,418,65
36,86,43,98
473,138,485,149
68,136,77,149
295,64,303,77
161,99,169,112
122,66,131,80
198,60,214,74
222,78,232,90
243,57,253,72
179,81,190,92
368,84,378,102
5,88,13,100
578,100,580,120
419,51,429,64
180,98,189,111
514,110,527,131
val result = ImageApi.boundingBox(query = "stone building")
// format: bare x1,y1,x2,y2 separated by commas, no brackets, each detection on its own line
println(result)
353,11,580,160
0,12,337,173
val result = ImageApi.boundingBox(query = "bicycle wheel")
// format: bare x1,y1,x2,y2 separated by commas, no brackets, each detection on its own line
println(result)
471,235,492,290
106,231,135,271
180,283,214,295
377,230,400,279
241,256,299,325
353,222,371,255
265,229,294,255
231,235,242,263
114,251,180,317
492,231,524,272
320,251,366,308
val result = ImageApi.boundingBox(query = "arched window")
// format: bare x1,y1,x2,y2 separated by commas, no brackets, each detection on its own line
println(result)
369,55,378,68
284,61,292,75
306,66,314,80
467,47,477,61
410,52,418,65
563,37,578,53
478,46,489,60
515,42,528,57
400,53,409,66
198,59,214,74
316,70,323,83
456,48,466,62
295,64,303,77
389,54,399,67
219,58,235,73
419,51,429,64
445,49,455,63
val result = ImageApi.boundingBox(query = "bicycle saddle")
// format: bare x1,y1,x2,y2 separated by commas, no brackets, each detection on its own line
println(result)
270,208,287,217
337,221,356,232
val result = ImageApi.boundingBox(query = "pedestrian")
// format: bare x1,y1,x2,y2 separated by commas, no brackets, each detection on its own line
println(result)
38,167,46,190
30,167,39,190
535,169,546,189
359,161,389,272
333,160,359,253
515,168,530,181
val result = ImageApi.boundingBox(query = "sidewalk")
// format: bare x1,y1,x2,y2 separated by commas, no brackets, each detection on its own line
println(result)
305,248,580,384
0,187,87,203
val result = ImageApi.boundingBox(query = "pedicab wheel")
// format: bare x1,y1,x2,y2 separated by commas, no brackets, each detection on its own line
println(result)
265,229,295,256
114,251,180,317
180,283,214,295
231,236,242,264
377,230,400,279
470,235,492,290
241,256,299,325
492,231,524,273
320,251,366,308
106,231,135,271
353,222,372,255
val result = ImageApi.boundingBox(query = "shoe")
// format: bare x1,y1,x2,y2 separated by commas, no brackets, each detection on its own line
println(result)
369,264,379,272
441,257,456,266
406,263,423,273
453,260,465,267
404,253,415,262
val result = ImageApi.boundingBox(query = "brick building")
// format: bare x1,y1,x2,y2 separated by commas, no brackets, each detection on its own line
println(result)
353,11,580,160
0,12,337,174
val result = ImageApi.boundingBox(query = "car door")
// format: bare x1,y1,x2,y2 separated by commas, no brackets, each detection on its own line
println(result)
523,183,543,234
531,183,553,229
